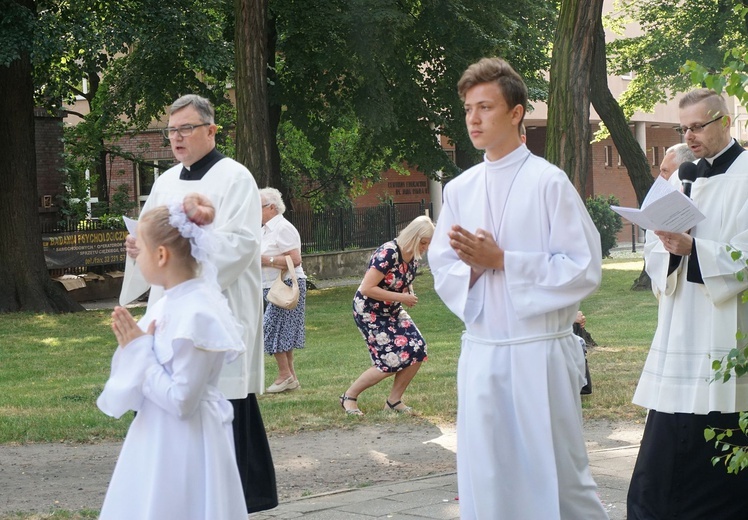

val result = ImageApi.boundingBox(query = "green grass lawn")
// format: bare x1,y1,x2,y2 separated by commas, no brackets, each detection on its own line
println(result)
0,259,655,445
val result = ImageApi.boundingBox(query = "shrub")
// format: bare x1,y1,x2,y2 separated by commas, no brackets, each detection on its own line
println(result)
585,195,623,258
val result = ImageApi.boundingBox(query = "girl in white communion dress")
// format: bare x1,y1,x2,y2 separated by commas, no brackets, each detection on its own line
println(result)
97,193,248,519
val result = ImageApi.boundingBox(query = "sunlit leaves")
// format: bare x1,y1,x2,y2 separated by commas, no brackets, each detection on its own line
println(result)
606,0,742,116
706,242,748,473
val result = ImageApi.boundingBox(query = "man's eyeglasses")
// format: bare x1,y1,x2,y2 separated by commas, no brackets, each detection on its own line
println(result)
675,116,723,136
161,123,210,139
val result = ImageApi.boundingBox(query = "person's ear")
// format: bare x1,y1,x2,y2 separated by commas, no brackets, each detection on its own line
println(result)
157,245,169,267
511,104,524,126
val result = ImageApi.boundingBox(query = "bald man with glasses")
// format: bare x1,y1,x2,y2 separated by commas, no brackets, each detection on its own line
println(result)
629,89,748,519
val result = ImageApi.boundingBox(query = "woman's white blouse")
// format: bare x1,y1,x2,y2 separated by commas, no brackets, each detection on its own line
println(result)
261,214,306,288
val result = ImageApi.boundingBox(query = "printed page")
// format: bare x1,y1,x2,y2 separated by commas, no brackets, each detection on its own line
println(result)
123,216,138,237
610,177,705,233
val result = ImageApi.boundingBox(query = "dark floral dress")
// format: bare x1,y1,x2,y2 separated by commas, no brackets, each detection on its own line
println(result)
352,240,428,372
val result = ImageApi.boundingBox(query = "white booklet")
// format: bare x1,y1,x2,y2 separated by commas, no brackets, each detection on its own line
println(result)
610,176,705,233
123,215,138,237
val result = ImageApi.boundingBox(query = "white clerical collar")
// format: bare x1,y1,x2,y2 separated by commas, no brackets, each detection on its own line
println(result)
484,144,529,170
705,139,736,165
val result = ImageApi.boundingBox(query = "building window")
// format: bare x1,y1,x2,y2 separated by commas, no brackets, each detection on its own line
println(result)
136,160,172,208
652,146,659,166
618,151,623,167
604,145,612,167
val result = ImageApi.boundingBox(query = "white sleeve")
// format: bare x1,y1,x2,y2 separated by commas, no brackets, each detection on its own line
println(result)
503,175,602,320
141,338,226,419
429,184,484,324
96,335,158,418
211,173,262,292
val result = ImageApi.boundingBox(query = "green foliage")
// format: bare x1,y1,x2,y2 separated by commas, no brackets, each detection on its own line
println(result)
21,0,558,211
711,246,748,383
278,116,404,211
705,245,748,473
605,0,742,117
273,0,557,181
704,415,748,474
585,195,624,258
682,37,748,111
0,1,35,67
98,215,126,230
30,0,235,203
56,146,93,224
109,184,137,218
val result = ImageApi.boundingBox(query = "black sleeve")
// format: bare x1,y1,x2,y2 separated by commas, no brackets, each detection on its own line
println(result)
686,238,704,284
667,253,682,276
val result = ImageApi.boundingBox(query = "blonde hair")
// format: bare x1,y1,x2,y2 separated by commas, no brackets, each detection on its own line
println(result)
679,88,729,118
138,207,199,274
396,215,435,260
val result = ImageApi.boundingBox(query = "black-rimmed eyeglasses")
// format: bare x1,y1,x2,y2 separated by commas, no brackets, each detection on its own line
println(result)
674,116,723,136
161,123,210,139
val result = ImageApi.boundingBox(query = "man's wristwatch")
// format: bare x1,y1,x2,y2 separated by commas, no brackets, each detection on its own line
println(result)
270,256,274,265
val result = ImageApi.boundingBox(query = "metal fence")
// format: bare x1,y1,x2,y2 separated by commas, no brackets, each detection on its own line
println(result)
40,201,433,275
286,201,432,254
40,219,124,233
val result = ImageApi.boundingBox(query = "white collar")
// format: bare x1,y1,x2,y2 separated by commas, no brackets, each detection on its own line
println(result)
705,139,735,165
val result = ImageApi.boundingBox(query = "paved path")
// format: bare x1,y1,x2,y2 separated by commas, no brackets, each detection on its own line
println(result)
0,422,641,518
248,444,636,520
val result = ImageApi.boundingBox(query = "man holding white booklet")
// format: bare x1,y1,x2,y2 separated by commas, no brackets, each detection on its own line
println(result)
626,88,748,520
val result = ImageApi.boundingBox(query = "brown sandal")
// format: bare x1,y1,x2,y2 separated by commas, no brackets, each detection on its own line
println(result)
340,394,364,416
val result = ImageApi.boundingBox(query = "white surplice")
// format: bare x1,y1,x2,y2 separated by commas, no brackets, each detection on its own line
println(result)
119,157,264,398
635,152,748,414
429,145,607,520
97,279,247,519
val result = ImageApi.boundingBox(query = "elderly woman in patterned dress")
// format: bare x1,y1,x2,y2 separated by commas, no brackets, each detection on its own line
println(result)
340,215,435,415
260,187,307,393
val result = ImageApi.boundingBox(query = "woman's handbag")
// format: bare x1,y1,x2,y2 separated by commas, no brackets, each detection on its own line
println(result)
574,322,592,395
266,255,299,310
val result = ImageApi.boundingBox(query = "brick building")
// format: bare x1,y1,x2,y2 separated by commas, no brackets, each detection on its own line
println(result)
34,108,65,227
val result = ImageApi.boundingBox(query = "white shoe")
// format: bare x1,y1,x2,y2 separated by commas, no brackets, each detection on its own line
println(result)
287,378,300,390
267,376,295,393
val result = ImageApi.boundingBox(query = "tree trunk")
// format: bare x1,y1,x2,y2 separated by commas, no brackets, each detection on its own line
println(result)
265,13,287,204
87,67,109,204
235,0,273,188
588,13,653,290
545,0,600,190
548,0,653,290
96,145,108,206
589,20,653,206
0,1,83,313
